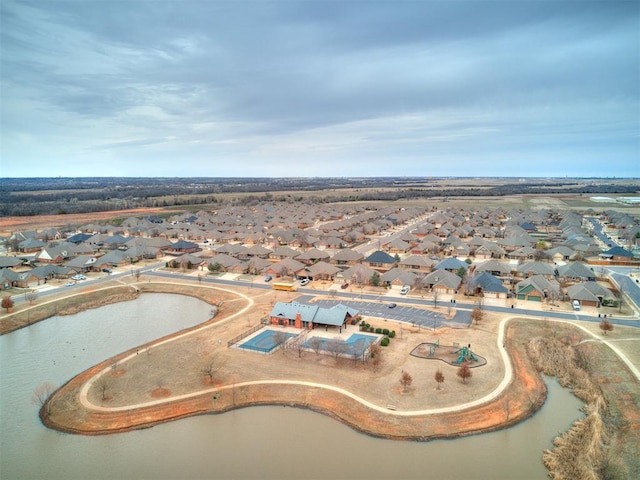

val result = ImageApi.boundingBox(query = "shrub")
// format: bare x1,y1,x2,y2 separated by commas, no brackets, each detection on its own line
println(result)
369,327,375,332
389,330,396,338
375,328,383,334
380,337,390,347
382,328,390,335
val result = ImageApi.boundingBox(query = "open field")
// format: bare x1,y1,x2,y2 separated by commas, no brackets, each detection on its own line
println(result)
0,207,183,237
4,192,638,239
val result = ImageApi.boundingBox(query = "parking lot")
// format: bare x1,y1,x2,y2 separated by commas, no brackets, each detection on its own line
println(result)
302,296,471,330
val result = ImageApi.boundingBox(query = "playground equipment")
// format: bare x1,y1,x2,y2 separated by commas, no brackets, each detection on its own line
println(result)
453,344,479,364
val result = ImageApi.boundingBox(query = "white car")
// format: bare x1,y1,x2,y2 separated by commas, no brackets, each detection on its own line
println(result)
300,278,310,286
400,286,410,295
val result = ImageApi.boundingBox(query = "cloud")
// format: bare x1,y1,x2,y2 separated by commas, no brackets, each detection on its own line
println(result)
1,0,637,177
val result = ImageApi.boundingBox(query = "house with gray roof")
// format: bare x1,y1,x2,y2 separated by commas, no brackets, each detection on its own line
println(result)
422,269,462,294
381,268,417,287
467,272,508,298
515,275,560,302
517,261,555,278
364,250,397,271
566,282,615,307
557,262,595,282
435,257,468,273
330,249,364,266
399,255,434,272
304,261,341,281
0,257,23,269
341,264,378,285
475,259,512,277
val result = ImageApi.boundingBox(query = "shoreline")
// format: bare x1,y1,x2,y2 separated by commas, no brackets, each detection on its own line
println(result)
38,282,547,440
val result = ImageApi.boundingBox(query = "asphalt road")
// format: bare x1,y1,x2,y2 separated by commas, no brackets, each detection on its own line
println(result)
12,262,640,330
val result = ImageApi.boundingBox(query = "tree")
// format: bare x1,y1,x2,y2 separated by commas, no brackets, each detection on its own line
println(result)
599,318,614,336
32,382,55,417
432,289,439,308
400,371,413,393
273,331,288,353
2,295,14,312
456,266,467,279
457,364,472,384
370,271,381,287
308,337,323,355
95,376,112,401
471,307,483,325
435,369,445,390
26,291,38,305
202,360,216,383
472,297,484,325
135,270,141,281
369,343,381,367
326,340,348,360
208,262,222,273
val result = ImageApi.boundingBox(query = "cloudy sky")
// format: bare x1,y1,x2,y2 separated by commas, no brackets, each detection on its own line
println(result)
1,0,638,178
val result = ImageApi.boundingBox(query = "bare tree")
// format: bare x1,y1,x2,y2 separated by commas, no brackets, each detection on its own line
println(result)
32,382,55,417
400,371,413,393
457,364,472,384
201,360,216,383
308,337,323,355
95,376,112,401
273,331,288,354
26,291,38,305
599,318,614,336
435,369,445,390
326,340,348,360
432,289,439,308
369,343,381,367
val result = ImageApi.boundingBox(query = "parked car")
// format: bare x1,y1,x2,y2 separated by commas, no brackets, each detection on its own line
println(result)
65,281,76,287
71,274,86,281
300,278,310,286
341,282,349,289
264,275,272,282
102,268,112,274
400,285,410,295
388,303,397,309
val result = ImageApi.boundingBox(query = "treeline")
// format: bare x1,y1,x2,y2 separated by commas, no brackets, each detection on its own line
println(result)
0,177,637,216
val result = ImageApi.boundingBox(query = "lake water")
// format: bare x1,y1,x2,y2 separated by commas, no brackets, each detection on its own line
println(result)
0,293,584,479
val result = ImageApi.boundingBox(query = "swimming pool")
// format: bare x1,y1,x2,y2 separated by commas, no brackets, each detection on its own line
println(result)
303,333,377,356
238,329,296,354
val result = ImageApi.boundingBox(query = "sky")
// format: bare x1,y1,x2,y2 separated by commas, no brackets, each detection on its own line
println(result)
1,0,638,178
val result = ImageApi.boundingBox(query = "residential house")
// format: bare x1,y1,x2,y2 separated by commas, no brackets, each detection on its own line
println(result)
381,268,417,287
330,249,364,266
166,240,199,255
467,272,508,298
515,275,560,302
422,269,462,294
566,282,615,307
363,250,397,272
556,262,596,283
